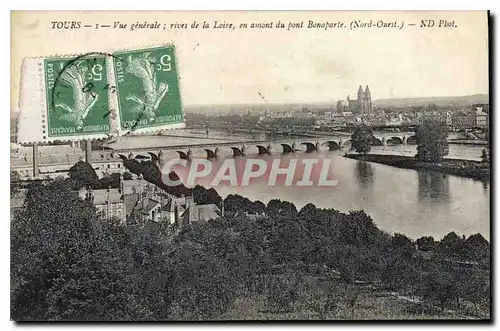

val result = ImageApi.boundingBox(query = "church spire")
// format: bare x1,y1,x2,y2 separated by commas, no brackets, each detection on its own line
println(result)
357,85,364,100
365,85,371,98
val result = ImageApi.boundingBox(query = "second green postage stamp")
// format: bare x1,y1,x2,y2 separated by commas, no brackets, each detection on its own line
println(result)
113,45,185,133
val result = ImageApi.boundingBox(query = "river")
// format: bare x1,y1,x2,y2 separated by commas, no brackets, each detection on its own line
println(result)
212,152,489,241
107,129,490,240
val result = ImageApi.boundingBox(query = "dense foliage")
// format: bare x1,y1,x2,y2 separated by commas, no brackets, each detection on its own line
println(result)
415,120,449,162
351,125,375,155
11,181,490,320
68,161,121,190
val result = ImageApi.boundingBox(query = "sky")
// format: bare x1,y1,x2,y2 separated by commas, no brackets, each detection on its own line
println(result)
11,11,489,110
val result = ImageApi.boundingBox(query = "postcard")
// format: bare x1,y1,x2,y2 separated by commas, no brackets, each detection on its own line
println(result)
10,10,490,321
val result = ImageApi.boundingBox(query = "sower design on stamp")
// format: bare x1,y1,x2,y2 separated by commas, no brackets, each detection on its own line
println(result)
113,45,184,133
46,55,111,137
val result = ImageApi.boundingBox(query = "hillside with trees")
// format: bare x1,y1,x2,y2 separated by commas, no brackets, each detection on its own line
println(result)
11,178,490,321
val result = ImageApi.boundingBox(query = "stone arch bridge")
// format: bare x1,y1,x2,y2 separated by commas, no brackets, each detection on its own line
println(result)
317,133,417,151
105,133,416,161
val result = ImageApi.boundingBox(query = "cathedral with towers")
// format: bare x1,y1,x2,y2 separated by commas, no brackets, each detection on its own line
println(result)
337,85,373,115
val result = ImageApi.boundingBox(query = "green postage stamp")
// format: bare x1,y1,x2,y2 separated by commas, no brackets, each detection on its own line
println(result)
113,45,184,134
16,45,185,144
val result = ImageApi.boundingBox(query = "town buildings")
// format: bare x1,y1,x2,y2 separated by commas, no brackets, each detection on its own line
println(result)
451,111,476,129
451,104,489,129
12,168,222,228
474,104,489,128
76,176,222,227
418,111,453,126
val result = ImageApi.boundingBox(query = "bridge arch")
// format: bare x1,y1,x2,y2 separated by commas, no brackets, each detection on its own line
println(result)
256,145,271,155
231,147,245,157
387,136,403,145
177,151,189,160
323,141,340,151
301,142,316,153
205,148,217,159
342,139,352,148
148,152,159,163
369,137,383,146
230,147,241,157
406,135,417,145
281,143,293,154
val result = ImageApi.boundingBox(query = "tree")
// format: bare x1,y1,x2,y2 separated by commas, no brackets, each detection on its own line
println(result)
480,149,489,163
458,268,490,316
386,233,415,262
438,231,463,257
11,179,168,321
254,200,266,214
68,161,100,189
224,194,256,215
165,242,238,319
266,199,297,219
266,273,302,313
415,119,449,162
193,185,222,206
426,103,439,113
391,233,413,250
416,236,437,252
11,173,491,320
122,171,134,180
11,180,99,320
99,172,121,189
351,125,374,155
298,203,317,218
382,258,419,293
339,210,382,246
462,233,490,262
422,270,458,312
336,100,345,114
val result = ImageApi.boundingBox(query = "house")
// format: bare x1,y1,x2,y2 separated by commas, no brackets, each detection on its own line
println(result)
183,204,221,225
163,195,221,227
474,106,489,128
79,187,126,223
121,177,158,195
131,195,163,223
162,196,189,225
126,192,221,228
315,119,330,126
451,111,476,129
386,117,403,126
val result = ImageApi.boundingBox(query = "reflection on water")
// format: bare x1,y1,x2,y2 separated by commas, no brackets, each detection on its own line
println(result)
212,153,489,240
418,171,450,202
355,161,374,188
482,181,489,195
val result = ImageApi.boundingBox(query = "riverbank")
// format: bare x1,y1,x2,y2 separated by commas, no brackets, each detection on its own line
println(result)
448,139,488,146
345,154,490,181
